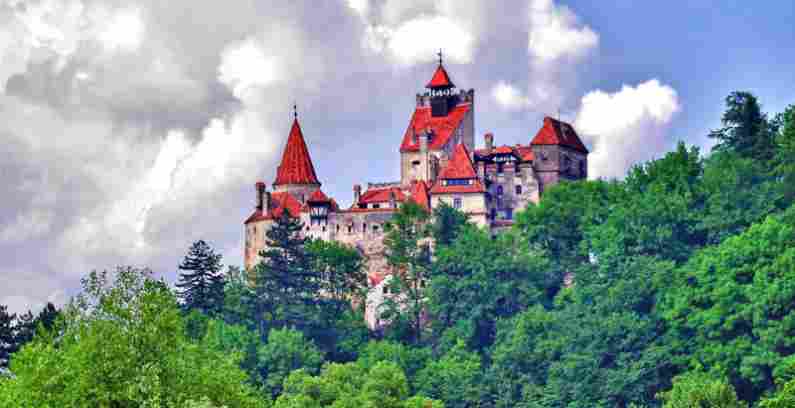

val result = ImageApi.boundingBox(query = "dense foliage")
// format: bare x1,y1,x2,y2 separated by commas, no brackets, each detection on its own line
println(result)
2,92,794,407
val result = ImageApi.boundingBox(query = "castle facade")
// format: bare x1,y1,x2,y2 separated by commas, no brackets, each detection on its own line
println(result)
243,61,589,327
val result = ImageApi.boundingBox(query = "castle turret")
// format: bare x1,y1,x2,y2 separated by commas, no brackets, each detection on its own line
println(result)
273,109,321,203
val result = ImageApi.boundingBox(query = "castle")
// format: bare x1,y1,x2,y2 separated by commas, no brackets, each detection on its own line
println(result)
243,60,589,327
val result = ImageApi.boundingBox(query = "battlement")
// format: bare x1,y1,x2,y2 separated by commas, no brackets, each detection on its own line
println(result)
416,88,475,108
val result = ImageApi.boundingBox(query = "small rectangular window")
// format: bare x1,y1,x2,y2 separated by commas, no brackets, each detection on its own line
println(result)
373,204,380,209
453,198,462,209
506,208,513,220
515,185,522,195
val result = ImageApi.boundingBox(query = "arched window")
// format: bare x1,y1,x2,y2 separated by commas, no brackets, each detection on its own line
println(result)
515,185,522,195
496,185,504,196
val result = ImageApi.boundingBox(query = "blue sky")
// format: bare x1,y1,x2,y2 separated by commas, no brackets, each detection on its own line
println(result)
0,0,793,314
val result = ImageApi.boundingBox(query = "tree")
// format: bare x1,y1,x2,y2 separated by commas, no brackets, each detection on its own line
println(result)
223,265,257,328
428,226,548,351
662,206,795,402
274,361,443,408
658,372,743,408
176,240,226,316
430,202,469,247
775,104,795,203
0,305,14,369
252,211,319,337
0,266,269,408
306,239,367,319
13,303,61,350
382,201,431,345
415,341,481,408
709,91,776,161
257,328,324,398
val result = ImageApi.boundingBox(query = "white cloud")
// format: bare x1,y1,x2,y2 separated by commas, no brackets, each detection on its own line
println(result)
528,0,598,63
493,0,599,112
219,38,283,99
98,8,144,52
492,80,531,111
347,0,480,65
575,79,681,179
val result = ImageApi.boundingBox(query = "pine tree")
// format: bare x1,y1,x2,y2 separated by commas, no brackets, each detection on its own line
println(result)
176,240,225,316
0,305,15,369
709,91,776,161
252,211,319,338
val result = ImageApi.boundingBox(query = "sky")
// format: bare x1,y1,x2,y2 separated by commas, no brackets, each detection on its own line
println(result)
1,0,794,315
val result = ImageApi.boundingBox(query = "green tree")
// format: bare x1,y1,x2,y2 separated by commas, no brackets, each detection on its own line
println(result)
306,239,367,319
709,91,776,161
274,361,443,408
775,104,795,203
0,266,268,408
13,303,61,350
223,265,257,328
662,206,795,402
252,211,318,337
658,372,743,408
428,226,548,351
176,240,226,316
382,201,431,345
257,328,324,398
430,202,469,247
356,340,431,390
415,341,481,408
0,305,14,369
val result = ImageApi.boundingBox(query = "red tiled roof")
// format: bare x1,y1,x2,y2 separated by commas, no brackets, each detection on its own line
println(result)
409,180,431,211
274,119,321,186
515,146,535,161
243,191,303,224
439,143,477,179
399,104,471,152
531,117,588,153
342,207,399,214
307,189,331,203
430,179,486,194
359,187,407,204
426,64,455,89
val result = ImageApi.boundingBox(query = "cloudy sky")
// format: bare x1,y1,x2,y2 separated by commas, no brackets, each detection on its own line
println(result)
1,0,794,314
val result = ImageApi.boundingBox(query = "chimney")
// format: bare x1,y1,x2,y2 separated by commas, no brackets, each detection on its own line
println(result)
256,181,266,211
353,184,362,205
484,133,494,152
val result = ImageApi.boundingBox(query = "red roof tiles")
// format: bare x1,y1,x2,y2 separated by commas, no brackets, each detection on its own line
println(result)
358,187,406,204
274,119,321,186
243,191,303,224
438,143,477,179
307,189,331,203
400,103,471,152
431,143,486,194
531,117,588,153
426,64,455,89
409,180,431,211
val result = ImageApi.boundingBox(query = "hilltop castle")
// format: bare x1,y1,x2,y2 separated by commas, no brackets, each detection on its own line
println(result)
243,60,589,327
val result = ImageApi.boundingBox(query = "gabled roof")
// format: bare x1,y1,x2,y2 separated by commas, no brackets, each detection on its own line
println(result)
409,180,431,211
438,143,477,179
358,187,406,204
474,144,535,162
426,64,455,89
243,191,303,224
274,118,321,186
430,143,485,195
531,117,589,153
307,189,331,203
399,103,471,152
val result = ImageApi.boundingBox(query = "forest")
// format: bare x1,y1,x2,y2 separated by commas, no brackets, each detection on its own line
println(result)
1,91,795,407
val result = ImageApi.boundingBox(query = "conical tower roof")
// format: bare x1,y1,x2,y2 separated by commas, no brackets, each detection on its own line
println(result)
425,63,455,89
273,118,320,186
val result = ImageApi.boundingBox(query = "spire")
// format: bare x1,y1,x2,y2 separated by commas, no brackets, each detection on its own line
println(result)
425,50,455,89
273,116,320,186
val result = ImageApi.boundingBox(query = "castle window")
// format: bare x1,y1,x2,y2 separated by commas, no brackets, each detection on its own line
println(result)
496,185,504,196
373,224,379,233
373,204,380,209
490,208,497,220
453,197,462,210
363,223,367,233
579,160,586,176
515,185,522,195
336,225,340,232
505,208,513,220
322,226,326,232
348,225,353,234
447,179,469,186
497,162,504,174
